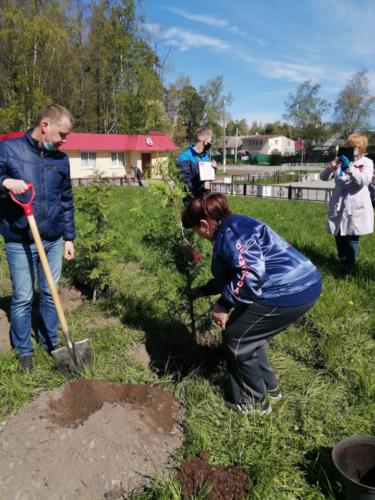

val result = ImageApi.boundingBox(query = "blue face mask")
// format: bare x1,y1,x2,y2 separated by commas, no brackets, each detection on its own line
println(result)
43,141,57,152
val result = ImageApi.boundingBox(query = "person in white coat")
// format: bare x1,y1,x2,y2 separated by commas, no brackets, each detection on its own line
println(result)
320,133,374,268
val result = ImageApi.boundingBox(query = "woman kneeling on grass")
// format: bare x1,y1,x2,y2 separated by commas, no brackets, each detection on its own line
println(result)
182,194,322,415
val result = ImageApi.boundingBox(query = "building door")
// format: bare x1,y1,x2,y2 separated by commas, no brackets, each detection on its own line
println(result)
141,153,152,177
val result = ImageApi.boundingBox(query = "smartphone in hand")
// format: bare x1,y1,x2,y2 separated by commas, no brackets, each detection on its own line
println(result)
337,146,355,162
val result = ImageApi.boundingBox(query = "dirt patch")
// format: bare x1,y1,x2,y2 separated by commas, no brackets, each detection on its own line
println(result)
129,343,151,369
0,286,83,354
0,379,183,499
0,308,10,353
177,451,249,500
59,286,84,312
145,329,223,376
84,315,122,331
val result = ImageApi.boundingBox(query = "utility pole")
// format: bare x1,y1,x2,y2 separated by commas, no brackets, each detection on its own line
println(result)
223,99,227,174
234,126,239,163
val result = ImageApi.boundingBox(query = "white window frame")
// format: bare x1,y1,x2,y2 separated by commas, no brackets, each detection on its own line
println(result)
111,152,125,168
81,152,96,169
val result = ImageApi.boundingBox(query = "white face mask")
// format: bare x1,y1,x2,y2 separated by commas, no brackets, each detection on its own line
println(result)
353,148,360,158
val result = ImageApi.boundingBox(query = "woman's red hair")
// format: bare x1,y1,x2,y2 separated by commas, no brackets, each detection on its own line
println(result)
181,193,232,228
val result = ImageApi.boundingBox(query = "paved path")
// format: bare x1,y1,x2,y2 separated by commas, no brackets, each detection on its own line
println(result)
216,164,324,176
278,179,335,188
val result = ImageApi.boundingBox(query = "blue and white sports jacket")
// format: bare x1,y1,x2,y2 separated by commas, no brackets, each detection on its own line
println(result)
176,145,210,199
201,214,322,310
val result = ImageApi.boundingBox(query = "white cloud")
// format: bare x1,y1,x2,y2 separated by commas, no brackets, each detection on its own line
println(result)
234,49,355,87
144,22,161,34
256,38,267,47
235,50,326,83
164,6,247,36
260,61,324,83
144,23,230,51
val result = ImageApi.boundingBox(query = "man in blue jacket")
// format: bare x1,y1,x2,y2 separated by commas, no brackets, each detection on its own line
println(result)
0,104,76,372
176,127,217,204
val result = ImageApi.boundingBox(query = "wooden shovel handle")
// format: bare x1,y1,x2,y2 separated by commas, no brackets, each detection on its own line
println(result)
27,215,70,337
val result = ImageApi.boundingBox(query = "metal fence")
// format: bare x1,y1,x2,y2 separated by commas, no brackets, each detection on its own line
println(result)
72,176,139,187
212,182,333,202
281,162,326,170
230,171,280,183
230,171,310,184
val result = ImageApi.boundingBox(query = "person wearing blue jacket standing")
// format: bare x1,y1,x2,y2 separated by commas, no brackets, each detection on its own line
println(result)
182,194,322,415
176,127,217,205
0,104,76,372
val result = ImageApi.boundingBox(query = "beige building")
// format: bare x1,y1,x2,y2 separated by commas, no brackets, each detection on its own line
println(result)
60,131,177,179
242,134,295,156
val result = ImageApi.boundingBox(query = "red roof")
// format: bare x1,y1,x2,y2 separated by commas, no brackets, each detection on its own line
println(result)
0,132,23,141
0,131,177,152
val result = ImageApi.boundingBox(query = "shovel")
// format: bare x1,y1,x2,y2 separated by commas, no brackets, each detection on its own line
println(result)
10,183,93,375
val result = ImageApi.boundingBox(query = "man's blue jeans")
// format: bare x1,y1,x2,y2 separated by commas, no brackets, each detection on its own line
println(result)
5,238,63,358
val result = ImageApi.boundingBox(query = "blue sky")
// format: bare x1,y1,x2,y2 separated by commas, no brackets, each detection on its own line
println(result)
141,0,375,125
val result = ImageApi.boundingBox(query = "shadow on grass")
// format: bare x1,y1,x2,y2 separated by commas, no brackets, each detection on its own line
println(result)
0,295,11,317
302,446,345,500
101,294,223,380
297,244,375,282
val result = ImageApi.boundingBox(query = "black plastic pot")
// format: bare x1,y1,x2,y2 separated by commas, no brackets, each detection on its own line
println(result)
332,436,375,499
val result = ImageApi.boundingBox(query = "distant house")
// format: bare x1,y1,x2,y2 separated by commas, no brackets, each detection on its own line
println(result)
312,133,344,156
224,136,244,155
0,130,177,179
241,134,295,157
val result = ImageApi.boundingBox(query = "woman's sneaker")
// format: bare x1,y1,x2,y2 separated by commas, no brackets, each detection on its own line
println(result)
225,401,250,414
225,396,271,415
268,386,283,401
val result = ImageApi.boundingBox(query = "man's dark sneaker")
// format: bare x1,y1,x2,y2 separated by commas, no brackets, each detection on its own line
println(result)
45,345,58,357
19,355,33,373
225,396,271,415
268,386,283,401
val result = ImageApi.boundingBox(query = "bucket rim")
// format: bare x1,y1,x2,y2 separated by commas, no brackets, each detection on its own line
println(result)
332,435,375,490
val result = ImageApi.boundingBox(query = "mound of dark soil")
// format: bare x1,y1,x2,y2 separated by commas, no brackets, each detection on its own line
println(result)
0,380,183,499
177,451,249,500
47,379,178,431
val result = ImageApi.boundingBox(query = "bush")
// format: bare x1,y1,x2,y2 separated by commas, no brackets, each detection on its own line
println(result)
66,173,117,300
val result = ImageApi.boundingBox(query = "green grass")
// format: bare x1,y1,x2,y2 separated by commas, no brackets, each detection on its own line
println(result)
1,187,375,499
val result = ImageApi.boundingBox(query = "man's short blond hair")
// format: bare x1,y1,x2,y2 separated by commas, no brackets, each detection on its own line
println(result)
34,104,73,128
196,127,213,142
347,133,368,155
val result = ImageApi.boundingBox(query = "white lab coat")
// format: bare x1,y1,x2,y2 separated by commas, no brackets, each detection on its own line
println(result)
320,155,374,235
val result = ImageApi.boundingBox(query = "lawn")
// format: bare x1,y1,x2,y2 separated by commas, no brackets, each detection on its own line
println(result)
1,186,374,499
